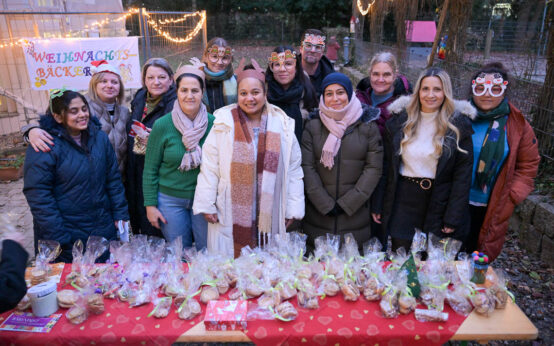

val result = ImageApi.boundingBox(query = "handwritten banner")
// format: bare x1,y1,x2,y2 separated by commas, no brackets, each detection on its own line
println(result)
22,37,141,90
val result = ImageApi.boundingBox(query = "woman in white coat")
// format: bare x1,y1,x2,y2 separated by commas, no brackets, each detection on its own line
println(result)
193,59,305,258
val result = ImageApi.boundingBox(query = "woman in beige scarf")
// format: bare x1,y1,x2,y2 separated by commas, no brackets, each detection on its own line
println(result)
142,64,214,250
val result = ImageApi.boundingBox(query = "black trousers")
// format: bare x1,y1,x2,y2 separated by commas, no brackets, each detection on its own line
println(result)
389,176,433,252
462,204,488,253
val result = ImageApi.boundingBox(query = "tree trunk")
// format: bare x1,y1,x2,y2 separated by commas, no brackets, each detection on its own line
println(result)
369,0,388,44
515,0,545,45
444,0,472,91
533,2,553,160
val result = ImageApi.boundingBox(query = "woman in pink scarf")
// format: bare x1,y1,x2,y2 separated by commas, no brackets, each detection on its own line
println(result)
301,72,383,252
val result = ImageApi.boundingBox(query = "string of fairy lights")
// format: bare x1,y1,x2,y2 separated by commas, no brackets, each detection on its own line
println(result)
357,0,376,16
0,8,205,49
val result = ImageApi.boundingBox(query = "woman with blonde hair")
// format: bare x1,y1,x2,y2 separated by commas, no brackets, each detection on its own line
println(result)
379,67,475,250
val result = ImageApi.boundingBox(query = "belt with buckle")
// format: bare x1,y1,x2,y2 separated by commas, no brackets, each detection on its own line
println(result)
402,176,433,190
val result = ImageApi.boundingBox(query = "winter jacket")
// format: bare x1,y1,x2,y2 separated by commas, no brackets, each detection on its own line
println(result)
477,103,540,261
302,55,335,98
23,115,128,263
380,96,475,241
301,105,383,250
193,103,305,257
0,240,28,313
126,85,177,236
86,97,131,177
355,74,412,136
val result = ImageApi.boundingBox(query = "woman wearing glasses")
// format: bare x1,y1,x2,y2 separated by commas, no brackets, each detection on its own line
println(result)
464,62,539,261
266,45,318,142
200,37,237,113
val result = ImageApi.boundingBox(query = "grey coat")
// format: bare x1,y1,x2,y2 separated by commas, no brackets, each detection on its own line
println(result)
86,97,131,176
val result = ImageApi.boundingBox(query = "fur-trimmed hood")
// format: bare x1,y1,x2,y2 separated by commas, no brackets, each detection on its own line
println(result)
387,95,477,120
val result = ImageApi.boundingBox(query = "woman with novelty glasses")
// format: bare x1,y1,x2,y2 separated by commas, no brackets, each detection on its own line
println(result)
464,62,540,261
200,37,237,113
266,45,318,142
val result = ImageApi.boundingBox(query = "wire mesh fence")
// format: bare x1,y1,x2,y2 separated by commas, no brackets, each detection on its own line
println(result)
0,9,206,143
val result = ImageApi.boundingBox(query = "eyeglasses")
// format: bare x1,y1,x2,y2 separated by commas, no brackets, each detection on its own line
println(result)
303,42,325,52
271,60,296,71
208,54,232,64
472,83,506,97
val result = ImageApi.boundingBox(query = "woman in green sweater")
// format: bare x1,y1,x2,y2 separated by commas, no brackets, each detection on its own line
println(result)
143,64,214,250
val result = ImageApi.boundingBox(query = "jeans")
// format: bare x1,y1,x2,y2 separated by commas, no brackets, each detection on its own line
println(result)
157,192,207,250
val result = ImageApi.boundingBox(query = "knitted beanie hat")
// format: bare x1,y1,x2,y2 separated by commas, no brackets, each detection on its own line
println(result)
321,72,353,100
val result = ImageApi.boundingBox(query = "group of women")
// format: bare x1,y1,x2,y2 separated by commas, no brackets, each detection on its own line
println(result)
22,36,540,263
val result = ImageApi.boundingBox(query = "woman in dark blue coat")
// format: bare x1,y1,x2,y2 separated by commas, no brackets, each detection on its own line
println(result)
23,90,128,263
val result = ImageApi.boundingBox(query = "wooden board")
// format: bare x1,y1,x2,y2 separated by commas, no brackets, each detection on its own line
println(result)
177,321,251,343
451,299,538,341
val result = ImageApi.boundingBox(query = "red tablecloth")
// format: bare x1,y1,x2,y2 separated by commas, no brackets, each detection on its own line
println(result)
245,295,465,346
0,264,204,346
0,264,468,346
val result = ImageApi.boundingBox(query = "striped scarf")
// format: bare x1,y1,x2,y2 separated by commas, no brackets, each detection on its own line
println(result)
230,106,281,258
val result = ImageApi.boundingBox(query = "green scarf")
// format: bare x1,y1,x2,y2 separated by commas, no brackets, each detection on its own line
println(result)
202,64,237,112
145,92,162,116
472,98,510,193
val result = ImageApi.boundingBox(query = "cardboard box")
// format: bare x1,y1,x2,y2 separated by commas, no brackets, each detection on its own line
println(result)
204,300,248,331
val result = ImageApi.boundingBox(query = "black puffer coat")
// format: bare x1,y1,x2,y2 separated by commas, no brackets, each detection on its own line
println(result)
126,85,177,237
23,115,128,262
380,96,475,241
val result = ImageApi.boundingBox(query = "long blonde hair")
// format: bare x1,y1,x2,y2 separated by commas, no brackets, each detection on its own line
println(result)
400,67,466,157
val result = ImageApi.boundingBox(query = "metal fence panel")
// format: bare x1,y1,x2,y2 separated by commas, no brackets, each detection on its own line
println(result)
0,9,206,144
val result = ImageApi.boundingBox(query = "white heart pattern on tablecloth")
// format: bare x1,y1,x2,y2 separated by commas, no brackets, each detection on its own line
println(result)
131,323,146,335
293,321,305,333
337,327,353,338
312,333,327,345
100,332,117,343
350,309,363,319
317,316,332,325
402,320,415,331
366,324,379,336
426,330,441,343
254,326,267,339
